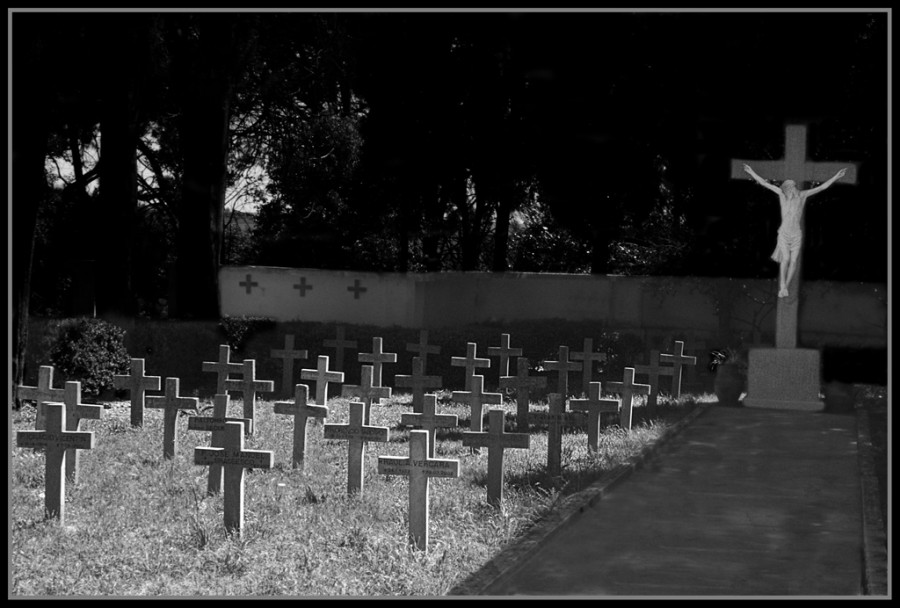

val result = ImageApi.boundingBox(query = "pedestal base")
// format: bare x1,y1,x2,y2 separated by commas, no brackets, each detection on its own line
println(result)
742,348,824,412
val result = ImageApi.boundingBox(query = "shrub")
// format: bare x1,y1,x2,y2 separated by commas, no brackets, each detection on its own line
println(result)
48,317,131,398
219,315,277,353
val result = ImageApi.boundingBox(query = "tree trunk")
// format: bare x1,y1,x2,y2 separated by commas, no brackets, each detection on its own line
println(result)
589,226,612,275
492,192,512,272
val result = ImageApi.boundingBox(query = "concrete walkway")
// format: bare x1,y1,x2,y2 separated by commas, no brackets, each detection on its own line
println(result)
451,404,872,597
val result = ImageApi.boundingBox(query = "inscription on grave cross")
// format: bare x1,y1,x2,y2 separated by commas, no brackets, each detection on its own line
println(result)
605,368,651,431
401,393,458,458
270,334,308,398
357,337,398,387
633,350,674,410
394,356,443,415
223,360,275,434
17,403,95,525
273,384,328,470
202,344,244,395
569,382,619,452
194,421,274,538
323,326,357,372
570,338,608,397
188,394,254,494
499,357,547,433
323,400,390,495
19,365,65,431
114,358,162,427
146,377,199,460
658,341,697,398
462,409,530,508
406,329,441,373
487,333,523,386
301,355,345,405
58,381,103,484
543,345,581,398
451,342,491,391
341,365,391,425
377,430,460,552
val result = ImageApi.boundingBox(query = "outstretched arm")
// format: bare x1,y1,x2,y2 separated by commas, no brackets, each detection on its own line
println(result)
802,168,848,197
743,164,783,195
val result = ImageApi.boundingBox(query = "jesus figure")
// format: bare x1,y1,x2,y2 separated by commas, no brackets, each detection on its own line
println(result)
742,163,847,298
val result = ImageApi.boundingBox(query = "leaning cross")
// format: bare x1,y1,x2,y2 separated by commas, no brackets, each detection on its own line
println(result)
323,400,390,496
273,384,328,470
357,336,398,388
194,421,274,538
202,344,244,395
377,430,460,552
16,403,95,525
323,325,357,372
223,359,274,435
499,357,547,433
487,333,523,386
543,345,581,398
658,340,697,398
401,393,458,458
270,334,308,398
570,338,608,397
406,329,441,373
569,382,619,452
605,368,651,431
146,377,199,460
301,355,345,406
731,123,860,348
394,356,443,415
451,342,491,391
341,365,391,425
462,409,530,508
188,393,254,495
19,365,65,431
58,381,103,484
113,358,162,427
633,350,674,410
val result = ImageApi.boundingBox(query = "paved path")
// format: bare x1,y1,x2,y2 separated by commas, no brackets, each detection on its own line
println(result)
457,405,865,597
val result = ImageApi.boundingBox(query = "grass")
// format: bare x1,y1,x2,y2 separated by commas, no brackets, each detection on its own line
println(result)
10,390,704,596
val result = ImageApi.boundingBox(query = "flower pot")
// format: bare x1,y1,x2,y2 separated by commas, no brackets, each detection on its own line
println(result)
713,363,745,406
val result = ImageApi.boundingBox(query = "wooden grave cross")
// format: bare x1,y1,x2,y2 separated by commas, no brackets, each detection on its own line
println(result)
570,338,608,397
301,355,345,406
273,384,328,470
113,358,162,427
451,342,491,391
19,365,65,431
377,430,460,552
451,374,502,435
406,329,441,373
394,356,443,414
58,381,103,484
400,393,458,458
658,340,698,398
487,333,523,386
16,403,95,525
223,359,274,435
731,123,859,348
194,421,274,538
633,350,675,410
462,409,530,508
188,394,254,494
357,336,398,387
341,364,391,425
546,393,568,477
146,377,200,460
499,357,548,433
323,400,390,496
543,345,581,398
202,344,244,395
569,382,619,452
605,368,651,431
270,334,308,398
323,325,357,372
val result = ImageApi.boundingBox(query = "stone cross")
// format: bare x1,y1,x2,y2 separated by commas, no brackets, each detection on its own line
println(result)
605,368,651,431
394,356,443,414
323,325,357,372
194,421,274,538
499,357,548,433
113,358,162,427
731,123,859,348
273,384,328,470
323,400,390,496
341,365,391,425
202,344,244,395
301,355,345,405
658,340,698,398
451,374,502,435
19,365,65,431
223,359,274,435
400,393,458,458
569,382,619,452
543,345,581,397
633,350,675,410
357,336,398,387
546,393,567,478
406,329,441,373
146,377,199,460
270,334,308,398
17,403,95,525
377,430,460,552
487,333,523,386
462,409,530,508
188,393,254,495
451,342,491,391
570,338,608,397
58,381,103,484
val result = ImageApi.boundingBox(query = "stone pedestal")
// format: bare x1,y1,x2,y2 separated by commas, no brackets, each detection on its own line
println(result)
742,348,824,412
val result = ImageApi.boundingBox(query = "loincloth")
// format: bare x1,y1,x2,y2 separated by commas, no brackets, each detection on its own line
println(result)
771,228,802,263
